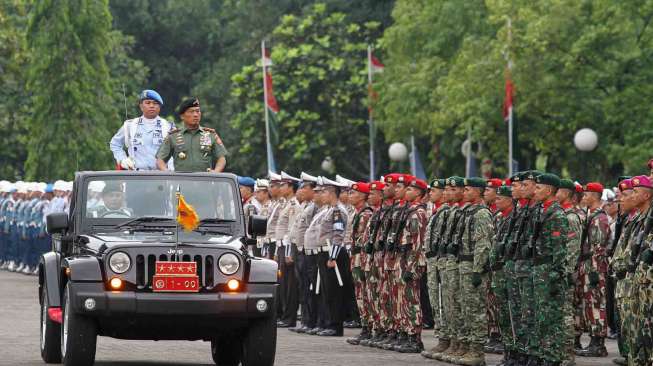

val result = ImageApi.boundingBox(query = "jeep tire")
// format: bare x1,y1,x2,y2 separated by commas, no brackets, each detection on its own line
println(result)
241,304,277,366
211,335,242,366
40,285,62,363
61,282,97,366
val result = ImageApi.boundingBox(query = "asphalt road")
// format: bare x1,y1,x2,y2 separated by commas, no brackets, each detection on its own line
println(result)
0,270,617,366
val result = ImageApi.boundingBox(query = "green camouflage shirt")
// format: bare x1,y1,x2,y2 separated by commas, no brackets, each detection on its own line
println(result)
156,125,228,172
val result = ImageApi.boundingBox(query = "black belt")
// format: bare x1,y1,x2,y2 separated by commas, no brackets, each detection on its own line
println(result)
458,254,474,262
533,256,552,266
578,253,592,261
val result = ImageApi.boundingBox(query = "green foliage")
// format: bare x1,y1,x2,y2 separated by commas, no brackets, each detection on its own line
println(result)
378,0,653,182
229,4,383,178
25,0,144,180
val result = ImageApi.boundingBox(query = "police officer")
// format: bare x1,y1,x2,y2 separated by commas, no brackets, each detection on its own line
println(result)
111,89,174,170
156,98,227,172
239,176,258,254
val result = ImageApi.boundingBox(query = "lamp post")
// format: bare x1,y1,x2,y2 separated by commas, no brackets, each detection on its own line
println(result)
574,128,598,182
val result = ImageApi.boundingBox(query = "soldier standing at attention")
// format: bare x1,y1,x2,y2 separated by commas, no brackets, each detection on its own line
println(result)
454,178,493,366
345,182,374,345
484,178,503,214
111,89,174,171
156,98,227,172
484,178,504,352
576,182,611,357
555,178,584,366
394,178,429,353
421,178,449,358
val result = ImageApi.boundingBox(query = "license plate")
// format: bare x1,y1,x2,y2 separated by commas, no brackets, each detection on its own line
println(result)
153,261,200,293
152,274,200,292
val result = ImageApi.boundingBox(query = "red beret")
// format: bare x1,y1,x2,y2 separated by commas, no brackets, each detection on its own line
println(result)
504,178,512,186
370,181,385,191
383,173,402,184
351,182,370,194
584,182,604,193
399,174,415,185
487,178,503,188
619,179,633,192
409,178,428,190
574,182,584,193
632,175,653,189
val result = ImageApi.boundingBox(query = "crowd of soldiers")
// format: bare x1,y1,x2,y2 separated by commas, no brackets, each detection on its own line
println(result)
0,180,72,275
240,165,653,366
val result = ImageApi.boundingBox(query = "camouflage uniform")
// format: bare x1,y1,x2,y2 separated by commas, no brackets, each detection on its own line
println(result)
349,204,374,330
489,205,514,352
457,202,493,360
527,200,569,362
611,211,640,360
397,201,428,347
425,203,450,337
630,210,653,366
561,203,582,361
576,208,611,338
385,202,408,339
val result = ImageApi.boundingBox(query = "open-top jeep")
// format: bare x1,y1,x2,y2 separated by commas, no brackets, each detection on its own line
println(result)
38,171,277,366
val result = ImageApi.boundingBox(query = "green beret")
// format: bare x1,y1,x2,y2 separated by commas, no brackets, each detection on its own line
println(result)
430,179,446,189
447,176,465,187
497,186,512,197
524,170,543,181
464,177,486,188
535,173,560,188
178,97,200,115
558,179,576,190
510,171,525,182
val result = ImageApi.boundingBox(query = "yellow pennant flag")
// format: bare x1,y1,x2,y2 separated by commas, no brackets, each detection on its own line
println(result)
176,193,200,232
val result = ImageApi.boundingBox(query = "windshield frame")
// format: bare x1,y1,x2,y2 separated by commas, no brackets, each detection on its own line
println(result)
75,171,244,238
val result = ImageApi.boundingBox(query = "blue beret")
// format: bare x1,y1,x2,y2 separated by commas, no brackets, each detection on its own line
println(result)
238,176,256,188
45,183,54,193
139,89,163,105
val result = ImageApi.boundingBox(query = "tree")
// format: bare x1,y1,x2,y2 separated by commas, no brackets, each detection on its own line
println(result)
229,3,383,178
25,0,119,180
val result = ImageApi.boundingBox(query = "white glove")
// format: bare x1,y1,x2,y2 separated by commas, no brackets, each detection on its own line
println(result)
120,157,136,170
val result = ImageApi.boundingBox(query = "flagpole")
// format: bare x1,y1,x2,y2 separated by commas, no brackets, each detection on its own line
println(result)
261,40,274,173
410,133,417,176
367,45,375,181
466,125,472,178
506,17,514,177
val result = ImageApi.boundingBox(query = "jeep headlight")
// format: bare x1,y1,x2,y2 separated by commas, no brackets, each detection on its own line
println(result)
109,252,131,274
218,253,239,275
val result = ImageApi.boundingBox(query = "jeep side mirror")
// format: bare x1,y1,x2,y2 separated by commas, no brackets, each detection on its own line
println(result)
248,215,267,237
46,212,69,234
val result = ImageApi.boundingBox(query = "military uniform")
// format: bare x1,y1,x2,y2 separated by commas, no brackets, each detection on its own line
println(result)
276,177,302,327
156,125,227,172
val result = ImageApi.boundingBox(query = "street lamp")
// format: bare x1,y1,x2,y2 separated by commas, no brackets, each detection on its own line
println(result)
574,128,598,181
388,142,408,162
321,156,335,174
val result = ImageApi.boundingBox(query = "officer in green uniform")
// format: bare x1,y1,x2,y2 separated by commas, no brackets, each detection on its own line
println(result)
156,97,228,172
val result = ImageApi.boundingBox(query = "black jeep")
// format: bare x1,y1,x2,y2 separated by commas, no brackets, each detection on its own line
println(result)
38,171,277,366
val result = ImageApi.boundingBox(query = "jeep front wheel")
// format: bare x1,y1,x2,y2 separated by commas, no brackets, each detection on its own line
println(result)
40,285,61,363
61,282,97,366
211,336,242,366
241,313,277,366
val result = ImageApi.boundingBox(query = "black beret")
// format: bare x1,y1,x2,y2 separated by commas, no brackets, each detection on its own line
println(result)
463,177,486,188
497,186,512,197
535,173,561,188
178,97,200,115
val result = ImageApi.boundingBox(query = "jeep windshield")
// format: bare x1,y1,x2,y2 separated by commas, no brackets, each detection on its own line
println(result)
81,176,240,241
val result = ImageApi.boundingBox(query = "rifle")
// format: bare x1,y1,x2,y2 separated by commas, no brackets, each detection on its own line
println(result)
577,208,592,269
630,205,653,271
524,204,544,259
506,202,530,260
426,207,450,257
609,208,625,258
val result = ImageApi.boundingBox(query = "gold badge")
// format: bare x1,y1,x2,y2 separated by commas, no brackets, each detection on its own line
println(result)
178,152,187,160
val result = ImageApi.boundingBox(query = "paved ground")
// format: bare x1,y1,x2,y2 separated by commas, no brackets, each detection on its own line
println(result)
0,270,617,365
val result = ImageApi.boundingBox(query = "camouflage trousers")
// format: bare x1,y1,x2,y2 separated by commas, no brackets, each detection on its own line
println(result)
513,259,531,353
367,252,385,331
529,263,567,362
379,268,395,331
492,266,514,349
632,263,653,366
398,267,424,336
564,284,576,361
426,257,442,337
575,260,608,338
442,256,462,340
352,265,370,328
458,265,488,346
621,279,640,365
486,272,500,337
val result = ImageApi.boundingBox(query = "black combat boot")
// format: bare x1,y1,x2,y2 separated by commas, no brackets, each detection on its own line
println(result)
389,332,408,351
377,330,397,349
346,326,371,345
574,335,583,351
576,336,608,357
397,334,424,353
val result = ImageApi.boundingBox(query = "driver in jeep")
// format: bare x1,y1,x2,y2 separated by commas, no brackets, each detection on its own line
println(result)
89,181,132,218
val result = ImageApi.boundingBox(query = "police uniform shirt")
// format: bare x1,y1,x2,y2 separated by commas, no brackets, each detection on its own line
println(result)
304,206,329,251
290,201,318,250
156,125,228,172
276,197,301,245
316,204,348,257
110,116,174,170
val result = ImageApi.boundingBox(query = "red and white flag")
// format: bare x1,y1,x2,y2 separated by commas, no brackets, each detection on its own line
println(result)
265,72,280,113
369,53,385,73
503,78,514,122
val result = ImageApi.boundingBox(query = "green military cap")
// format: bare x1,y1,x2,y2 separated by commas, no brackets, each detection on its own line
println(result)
463,177,486,188
447,176,465,187
510,171,525,182
558,179,576,191
430,178,446,189
535,173,561,188
524,170,543,181
497,186,512,197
